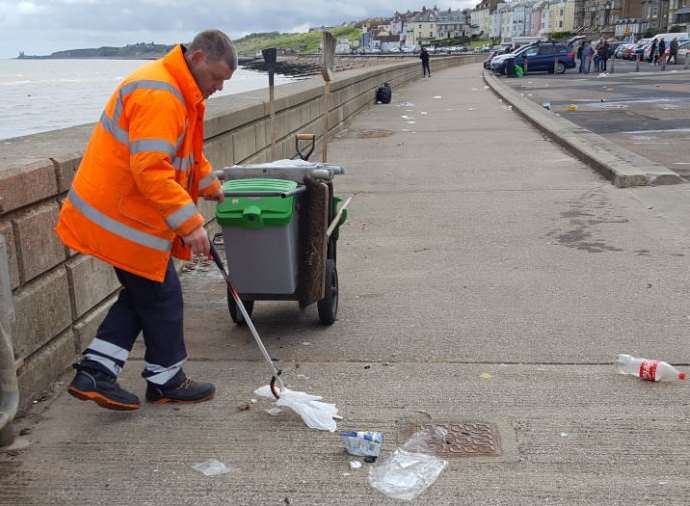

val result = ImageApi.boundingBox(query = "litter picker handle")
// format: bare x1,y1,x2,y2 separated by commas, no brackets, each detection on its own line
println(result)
326,196,352,238
208,240,285,399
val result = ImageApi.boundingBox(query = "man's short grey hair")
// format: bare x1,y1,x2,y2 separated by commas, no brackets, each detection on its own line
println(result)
189,29,238,71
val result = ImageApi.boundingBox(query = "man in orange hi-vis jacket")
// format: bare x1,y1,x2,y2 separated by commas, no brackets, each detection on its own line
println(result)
56,30,237,411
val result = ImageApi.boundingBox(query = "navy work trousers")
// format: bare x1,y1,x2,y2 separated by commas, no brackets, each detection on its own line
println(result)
81,259,187,386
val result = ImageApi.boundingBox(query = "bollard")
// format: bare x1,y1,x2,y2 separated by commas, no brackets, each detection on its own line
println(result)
554,55,559,77
524,57,528,75
636,54,640,72
661,55,666,71
685,52,689,69
610,56,615,74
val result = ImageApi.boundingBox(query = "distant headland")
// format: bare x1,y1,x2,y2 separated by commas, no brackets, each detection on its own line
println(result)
16,42,173,60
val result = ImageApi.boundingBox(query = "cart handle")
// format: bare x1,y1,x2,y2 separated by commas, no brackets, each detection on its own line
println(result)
295,133,316,161
223,186,307,199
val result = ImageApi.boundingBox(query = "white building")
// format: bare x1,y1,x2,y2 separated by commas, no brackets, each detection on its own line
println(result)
511,2,534,38
490,4,506,38
471,7,492,37
499,3,514,40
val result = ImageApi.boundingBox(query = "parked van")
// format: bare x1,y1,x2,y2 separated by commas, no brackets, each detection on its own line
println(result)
644,32,690,60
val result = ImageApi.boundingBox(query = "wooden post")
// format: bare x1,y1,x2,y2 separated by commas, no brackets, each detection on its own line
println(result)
321,32,336,163
636,54,640,72
262,48,278,160
685,51,689,69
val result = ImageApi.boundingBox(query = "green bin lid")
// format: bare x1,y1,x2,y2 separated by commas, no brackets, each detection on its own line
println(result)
215,178,298,229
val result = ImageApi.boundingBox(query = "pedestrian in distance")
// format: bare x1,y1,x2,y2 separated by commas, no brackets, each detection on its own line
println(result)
581,41,593,74
577,42,584,73
420,47,431,77
669,37,679,64
55,29,238,411
657,38,666,66
600,39,609,71
593,39,602,72
649,38,657,64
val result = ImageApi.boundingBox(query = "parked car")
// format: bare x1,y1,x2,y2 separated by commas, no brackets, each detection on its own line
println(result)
630,38,652,60
483,46,511,69
493,42,576,74
607,41,624,58
615,43,635,59
676,40,690,60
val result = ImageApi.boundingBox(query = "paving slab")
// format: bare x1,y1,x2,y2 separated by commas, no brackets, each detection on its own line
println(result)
3,63,690,505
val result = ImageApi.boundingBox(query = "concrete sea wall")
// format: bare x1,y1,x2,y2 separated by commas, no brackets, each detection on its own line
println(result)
0,55,483,413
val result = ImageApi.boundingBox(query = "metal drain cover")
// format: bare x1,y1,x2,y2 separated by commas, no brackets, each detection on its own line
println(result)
398,421,502,458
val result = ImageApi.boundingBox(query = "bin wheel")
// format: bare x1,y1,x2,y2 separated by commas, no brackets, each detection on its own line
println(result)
317,259,338,325
227,287,254,325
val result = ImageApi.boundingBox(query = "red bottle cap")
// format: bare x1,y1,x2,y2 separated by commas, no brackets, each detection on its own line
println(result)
678,372,687,380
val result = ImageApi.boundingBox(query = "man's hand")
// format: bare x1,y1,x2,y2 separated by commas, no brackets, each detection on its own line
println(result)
182,226,209,257
205,188,225,203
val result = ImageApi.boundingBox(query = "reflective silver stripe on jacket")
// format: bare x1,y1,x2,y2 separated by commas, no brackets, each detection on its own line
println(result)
100,79,186,148
67,188,172,252
173,153,194,172
130,139,177,159
165,202,198,230
199,173,218,191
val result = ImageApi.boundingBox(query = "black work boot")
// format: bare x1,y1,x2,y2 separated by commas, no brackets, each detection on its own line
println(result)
68,362,140,411
146,370,215,404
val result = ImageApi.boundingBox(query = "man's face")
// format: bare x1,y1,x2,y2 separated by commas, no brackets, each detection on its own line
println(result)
188,50,234,99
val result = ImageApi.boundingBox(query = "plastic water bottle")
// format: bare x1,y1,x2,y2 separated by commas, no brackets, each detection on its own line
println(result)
615,354,687,382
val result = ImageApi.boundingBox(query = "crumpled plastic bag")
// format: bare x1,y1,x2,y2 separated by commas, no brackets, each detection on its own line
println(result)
192,459,232,476
254,385,340,432
368,426,448,501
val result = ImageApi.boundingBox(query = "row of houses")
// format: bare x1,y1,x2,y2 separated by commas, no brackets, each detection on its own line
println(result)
471,0,575,41
471,0,690,41
339,7,475,51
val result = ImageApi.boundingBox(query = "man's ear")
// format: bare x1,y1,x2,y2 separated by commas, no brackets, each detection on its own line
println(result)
189,49,206,66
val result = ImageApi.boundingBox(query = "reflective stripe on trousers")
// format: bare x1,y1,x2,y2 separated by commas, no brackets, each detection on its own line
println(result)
81,260,187,384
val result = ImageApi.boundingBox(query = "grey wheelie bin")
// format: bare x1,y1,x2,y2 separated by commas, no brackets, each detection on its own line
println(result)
214,159,348,325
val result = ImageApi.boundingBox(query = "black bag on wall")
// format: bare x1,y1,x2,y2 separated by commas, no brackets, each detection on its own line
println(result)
376,83,392,104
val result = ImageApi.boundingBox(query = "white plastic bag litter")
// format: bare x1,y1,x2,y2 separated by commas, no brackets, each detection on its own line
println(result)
255,385,340,432
192,459,232,476
368,426,448,501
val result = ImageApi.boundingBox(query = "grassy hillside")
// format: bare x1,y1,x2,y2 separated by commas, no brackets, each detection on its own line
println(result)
234,27,361,55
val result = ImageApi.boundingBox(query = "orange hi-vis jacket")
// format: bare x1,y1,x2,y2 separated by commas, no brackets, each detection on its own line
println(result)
56,45,221,282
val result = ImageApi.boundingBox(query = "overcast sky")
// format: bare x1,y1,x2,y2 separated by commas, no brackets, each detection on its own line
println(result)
0,0,476,58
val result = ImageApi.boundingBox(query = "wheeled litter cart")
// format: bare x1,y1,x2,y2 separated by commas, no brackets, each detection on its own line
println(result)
214,159,348,325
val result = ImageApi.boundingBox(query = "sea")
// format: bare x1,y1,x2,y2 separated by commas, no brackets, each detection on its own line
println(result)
0,59,296,141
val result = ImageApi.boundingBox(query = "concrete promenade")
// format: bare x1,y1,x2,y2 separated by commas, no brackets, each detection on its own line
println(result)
2,63,690,505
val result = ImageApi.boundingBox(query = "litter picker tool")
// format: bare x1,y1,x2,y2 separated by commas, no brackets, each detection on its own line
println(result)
262,48,278,160
208,238,341,431
208,239,285,399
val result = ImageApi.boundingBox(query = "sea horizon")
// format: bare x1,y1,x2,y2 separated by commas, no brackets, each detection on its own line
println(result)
0,58,296,141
